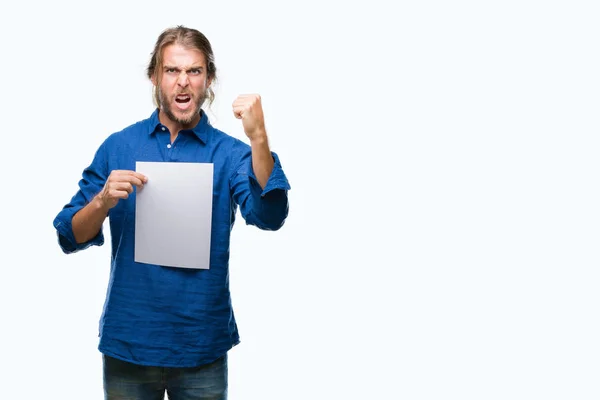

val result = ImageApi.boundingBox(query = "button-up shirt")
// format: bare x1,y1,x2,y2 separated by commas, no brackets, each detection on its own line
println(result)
53,109,290,367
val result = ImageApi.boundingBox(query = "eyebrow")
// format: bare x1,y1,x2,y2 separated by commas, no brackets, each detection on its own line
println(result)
163,65,204,71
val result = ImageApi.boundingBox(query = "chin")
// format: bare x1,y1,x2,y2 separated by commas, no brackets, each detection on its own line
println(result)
178,109,196,120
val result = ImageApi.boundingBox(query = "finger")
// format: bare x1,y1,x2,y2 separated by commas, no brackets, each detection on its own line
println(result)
124,170,149,183
232,94,259,106
235,94,260,101
232,99,247,109
108,188,131,200
108,182,135,194
113,174,147,188
127,176,147,188
111,170,147,182
232,101,255,109
231,97,248,107
232,107,245,119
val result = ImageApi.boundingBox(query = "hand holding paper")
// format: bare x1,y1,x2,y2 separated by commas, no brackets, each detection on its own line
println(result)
98,170,148,211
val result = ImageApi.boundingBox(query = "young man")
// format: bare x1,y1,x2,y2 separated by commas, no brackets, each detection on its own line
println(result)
53,25,290,399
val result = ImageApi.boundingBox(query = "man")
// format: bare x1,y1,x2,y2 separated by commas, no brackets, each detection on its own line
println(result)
53,25,290,399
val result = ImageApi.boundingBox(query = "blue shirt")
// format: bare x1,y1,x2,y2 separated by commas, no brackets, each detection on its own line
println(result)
53,109,290,367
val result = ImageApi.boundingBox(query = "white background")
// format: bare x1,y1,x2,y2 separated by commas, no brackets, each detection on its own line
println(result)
1,0,599,399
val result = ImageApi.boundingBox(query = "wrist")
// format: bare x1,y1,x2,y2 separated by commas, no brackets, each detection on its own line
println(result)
92,194,110,214
249,132,268,146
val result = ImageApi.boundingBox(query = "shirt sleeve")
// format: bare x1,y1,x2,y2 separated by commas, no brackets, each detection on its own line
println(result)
230,144,291,231
53,141,109,254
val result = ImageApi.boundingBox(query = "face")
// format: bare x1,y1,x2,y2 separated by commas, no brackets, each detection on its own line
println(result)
154,43,211,127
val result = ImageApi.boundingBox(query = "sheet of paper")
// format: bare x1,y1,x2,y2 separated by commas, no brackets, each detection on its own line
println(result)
134,161,214,269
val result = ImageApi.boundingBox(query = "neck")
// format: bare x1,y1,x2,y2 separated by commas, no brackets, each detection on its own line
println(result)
158,109,202,142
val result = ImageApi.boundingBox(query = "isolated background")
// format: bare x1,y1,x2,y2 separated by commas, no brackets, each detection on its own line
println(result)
1,0,599,399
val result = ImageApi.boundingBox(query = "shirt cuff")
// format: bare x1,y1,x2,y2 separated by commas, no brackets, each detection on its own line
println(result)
53,206,104,254
247,152,291,197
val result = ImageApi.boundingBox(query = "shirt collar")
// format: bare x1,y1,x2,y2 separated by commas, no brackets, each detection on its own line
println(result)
148,108,210,144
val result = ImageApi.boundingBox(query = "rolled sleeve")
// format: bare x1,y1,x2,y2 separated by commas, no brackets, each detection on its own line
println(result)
247,151,291,196
231,147,291,231
53,205,104,254
53,141,108,254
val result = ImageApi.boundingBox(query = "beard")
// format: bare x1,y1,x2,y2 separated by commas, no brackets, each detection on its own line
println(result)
158,86,206,126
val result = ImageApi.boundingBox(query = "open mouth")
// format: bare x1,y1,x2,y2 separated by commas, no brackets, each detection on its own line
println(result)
175,94,191,104
174,94,193,111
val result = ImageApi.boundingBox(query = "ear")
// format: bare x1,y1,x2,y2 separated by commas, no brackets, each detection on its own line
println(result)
151,72,157,86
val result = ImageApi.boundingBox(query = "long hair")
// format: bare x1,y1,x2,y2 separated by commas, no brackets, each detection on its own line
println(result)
146,26,217,109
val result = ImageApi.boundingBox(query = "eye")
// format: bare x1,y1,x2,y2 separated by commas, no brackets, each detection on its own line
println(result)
189,69,202,75
166,68,177,73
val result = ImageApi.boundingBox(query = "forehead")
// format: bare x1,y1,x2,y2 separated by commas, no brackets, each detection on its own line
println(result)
162,43,206,67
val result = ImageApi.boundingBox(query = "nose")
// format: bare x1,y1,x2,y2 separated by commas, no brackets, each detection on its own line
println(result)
177,71,189,87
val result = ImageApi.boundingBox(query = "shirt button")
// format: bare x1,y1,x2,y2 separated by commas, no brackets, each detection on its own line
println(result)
161,126,166,131
167,144,172,149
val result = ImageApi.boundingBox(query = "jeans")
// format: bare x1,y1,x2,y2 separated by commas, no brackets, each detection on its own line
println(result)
103,353,228,400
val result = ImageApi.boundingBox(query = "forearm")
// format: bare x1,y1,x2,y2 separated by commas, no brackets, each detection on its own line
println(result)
72,195,109,244
250,132,274,189
231,140,291,231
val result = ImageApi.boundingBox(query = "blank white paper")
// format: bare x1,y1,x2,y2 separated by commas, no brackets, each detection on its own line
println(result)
134,161,214,269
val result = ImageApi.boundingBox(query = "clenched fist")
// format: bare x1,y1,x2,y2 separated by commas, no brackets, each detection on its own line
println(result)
232,94,267,142
97,170,148,210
